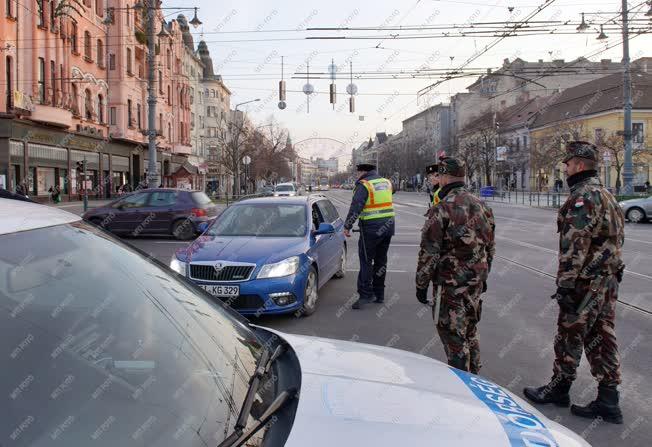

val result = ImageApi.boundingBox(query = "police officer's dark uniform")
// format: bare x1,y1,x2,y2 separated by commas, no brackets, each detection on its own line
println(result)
344,163,396,309
425,162,441,207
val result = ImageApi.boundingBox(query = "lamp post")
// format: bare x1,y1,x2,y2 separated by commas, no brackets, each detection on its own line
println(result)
578,2,637,193
132,1,201,188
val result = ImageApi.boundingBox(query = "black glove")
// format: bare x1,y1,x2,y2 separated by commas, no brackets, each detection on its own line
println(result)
416,287,429,304
551,287,576,313
616,267,624,283
482,281,487,293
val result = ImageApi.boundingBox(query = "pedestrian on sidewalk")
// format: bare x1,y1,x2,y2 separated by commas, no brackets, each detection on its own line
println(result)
48,185,61,203
343,163,396,310
523,141,626,424
416,157,495,374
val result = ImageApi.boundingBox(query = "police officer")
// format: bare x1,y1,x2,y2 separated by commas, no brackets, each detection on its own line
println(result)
344,163,395,309
415,157,495,374
425,162,441,207
523,141,626,424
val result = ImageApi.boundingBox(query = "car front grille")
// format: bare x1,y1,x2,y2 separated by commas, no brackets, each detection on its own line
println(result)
220,294,265,310
189,264,255,282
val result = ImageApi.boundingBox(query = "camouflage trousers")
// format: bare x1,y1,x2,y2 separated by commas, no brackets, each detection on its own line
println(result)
553,275,622,386
434,284,483,374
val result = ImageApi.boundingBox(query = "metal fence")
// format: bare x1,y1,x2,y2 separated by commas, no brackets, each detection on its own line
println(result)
474,189,569,208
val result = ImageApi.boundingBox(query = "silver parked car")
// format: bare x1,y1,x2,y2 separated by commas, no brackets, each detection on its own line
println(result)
620,196,652,223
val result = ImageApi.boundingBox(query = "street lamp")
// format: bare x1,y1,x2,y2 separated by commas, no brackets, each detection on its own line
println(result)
189,7,202,27
576,12,589,31
235,98,261,111
579,3,635,193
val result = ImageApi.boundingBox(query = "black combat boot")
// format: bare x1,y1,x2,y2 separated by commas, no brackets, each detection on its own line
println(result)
523,378,572,407
571,384,623,424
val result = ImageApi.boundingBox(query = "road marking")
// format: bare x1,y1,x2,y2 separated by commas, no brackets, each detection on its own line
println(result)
497,236,652,281
625,237,652,245
406,202,427,207
348,268,408,273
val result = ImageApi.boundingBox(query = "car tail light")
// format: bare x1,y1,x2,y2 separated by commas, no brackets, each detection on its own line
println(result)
192,208,207,217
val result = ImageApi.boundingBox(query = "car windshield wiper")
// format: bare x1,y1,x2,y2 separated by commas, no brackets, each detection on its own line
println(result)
218,344,294,447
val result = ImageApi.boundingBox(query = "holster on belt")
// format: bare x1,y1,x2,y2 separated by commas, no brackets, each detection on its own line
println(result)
576,276,606,313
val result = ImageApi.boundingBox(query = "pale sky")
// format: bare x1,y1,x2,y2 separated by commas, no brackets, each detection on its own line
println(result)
180,0,652,161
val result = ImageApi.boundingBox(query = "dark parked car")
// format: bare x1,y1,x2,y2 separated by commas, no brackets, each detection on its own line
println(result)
83,188,218,239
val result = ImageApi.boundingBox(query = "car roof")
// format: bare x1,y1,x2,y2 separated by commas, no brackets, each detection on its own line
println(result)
233,194,330,206
0,198,81,235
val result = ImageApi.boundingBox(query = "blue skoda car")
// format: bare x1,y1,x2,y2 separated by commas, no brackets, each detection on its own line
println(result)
170,195,347,316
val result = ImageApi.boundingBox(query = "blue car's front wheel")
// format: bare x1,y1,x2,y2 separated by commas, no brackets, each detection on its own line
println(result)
299,267,319,317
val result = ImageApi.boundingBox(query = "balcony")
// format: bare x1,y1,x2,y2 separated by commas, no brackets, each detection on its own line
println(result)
172,143,192,155
30,104,73,128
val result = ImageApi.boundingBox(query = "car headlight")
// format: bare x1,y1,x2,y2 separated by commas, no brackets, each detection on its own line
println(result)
170,257,187,276
257,256,300,279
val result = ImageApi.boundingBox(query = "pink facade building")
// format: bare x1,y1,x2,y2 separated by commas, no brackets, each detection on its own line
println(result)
0,0,202,200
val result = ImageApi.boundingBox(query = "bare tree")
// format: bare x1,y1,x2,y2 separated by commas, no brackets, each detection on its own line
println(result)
213,111,253,196
597,131,648,193
249,117,294,185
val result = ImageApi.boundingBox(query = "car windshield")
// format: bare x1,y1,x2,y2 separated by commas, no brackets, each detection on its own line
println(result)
275,185,294,192
207,203,307,237
0,221,265,446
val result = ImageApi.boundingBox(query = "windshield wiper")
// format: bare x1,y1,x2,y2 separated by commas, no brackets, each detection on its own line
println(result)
218,344,292,447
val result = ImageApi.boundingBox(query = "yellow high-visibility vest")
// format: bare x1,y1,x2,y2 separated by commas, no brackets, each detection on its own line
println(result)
359,178,395,221
432,187,442,206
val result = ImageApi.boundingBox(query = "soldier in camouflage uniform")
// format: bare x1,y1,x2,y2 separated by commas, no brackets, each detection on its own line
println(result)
523,141,626,424
416,157,496,374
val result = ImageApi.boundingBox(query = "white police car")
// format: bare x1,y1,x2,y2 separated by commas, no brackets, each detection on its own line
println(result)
0,197,589,447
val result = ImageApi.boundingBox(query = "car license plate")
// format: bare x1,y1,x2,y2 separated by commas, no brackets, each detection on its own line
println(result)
200,284,239,297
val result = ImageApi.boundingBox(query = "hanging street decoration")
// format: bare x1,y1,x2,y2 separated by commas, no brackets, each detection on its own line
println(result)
279,56,287,110
302,61,314,113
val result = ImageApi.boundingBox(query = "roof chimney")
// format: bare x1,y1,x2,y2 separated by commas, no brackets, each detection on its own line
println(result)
538,59,543,63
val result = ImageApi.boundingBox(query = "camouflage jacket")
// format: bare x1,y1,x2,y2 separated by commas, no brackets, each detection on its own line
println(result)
556,174,625,288
416,184,496,289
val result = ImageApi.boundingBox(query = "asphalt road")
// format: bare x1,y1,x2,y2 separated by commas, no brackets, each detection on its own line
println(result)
61,191,652,447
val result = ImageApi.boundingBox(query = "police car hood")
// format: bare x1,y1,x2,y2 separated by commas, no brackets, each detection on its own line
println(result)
267,330,589,447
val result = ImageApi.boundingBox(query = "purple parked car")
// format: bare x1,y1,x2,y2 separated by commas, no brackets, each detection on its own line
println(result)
83,188,218,240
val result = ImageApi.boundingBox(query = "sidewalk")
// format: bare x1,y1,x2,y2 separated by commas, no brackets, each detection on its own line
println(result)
394,189,568,209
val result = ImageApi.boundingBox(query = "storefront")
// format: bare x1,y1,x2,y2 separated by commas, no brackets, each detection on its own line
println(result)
0,120,138,202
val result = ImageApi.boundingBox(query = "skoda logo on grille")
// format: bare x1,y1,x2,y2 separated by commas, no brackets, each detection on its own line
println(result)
213,262,225,274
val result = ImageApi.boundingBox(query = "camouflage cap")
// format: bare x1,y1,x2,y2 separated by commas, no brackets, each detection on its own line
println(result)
563,141,599,163
425,163,438,175
437,156,466,177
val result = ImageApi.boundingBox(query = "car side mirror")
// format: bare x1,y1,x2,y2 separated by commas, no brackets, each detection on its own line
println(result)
312,222,335,236
197,222,209,233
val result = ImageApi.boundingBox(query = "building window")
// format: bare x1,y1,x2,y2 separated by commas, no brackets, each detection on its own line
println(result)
158,71,163,93
191,112,195,130
159,113,163,134
37,0,45,27
594,128,604,143
95,0,103,16
167,85,171,105
71,22,78,53
97,94,104,123
6,0,14,17
84,31,92,61
166,49,171,69
38,58,46,103
97,39,104,67
71,83,79,116
168,122,171,140
109,53,115,70
127,99,133,127
633,123,645,144
137,103,141,129
126,48,132,75
50,60,56,105
84,89,93,120
126,5,129,25
109,106,116,125
59,63,64,95
6,56,12,108
50,0,56,29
